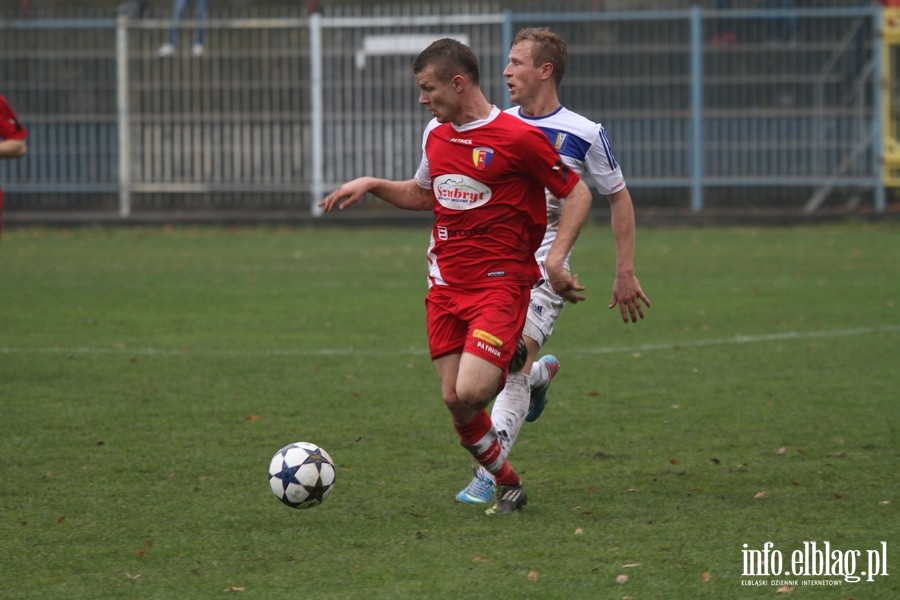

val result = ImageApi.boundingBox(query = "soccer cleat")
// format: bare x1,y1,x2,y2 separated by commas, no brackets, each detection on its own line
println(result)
484,485,527,515
455,467,495,505
526,355,560,422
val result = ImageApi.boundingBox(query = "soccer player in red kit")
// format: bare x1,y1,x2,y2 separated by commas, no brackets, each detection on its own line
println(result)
319,38,593,514
0,94,28,238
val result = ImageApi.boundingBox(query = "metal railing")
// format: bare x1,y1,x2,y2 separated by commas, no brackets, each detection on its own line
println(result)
0,4,889,220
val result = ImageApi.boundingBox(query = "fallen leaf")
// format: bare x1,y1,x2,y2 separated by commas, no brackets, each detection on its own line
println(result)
223,586,245,592
754,491,767,500
834,492,844,500
622,563,641,568
574,528,584,535
776,585,794,593
775,447,786,455
472,556,488,563
616,574,629,584
834,451,846,458
245,415,260,422
527,570,538,581
57,516,66,524
626,487,637,493
670,458,681,465
880,500,891,505
125,572,141,580
701,571,712,582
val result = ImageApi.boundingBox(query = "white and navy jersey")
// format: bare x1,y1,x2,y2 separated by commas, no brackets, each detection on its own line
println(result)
506,105,625,262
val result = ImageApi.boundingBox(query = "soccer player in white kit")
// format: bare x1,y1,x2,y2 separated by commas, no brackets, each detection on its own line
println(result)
455,27,652,504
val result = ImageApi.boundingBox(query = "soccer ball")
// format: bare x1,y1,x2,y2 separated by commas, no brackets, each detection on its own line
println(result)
268,442,336,509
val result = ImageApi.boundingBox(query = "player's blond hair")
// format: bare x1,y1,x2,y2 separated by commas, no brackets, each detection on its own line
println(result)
511,27,568,86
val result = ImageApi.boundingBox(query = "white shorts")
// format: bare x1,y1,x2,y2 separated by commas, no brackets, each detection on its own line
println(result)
522,261,567,348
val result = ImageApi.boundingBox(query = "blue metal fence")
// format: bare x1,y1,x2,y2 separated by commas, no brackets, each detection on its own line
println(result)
0,4,889,220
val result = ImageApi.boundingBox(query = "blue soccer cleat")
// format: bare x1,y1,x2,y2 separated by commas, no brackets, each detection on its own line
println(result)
526,355,560,423
455,467,496,505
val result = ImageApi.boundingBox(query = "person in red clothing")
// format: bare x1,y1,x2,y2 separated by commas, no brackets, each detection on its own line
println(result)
319,38,593,515
0,94,29,238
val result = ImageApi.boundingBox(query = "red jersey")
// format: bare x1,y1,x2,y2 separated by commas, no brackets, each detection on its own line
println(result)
414,107,580,289
0,95,27,144
1,94,28,235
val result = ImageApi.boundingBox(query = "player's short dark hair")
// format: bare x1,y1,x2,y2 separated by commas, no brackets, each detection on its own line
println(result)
414,38,480,86
511,27,568,86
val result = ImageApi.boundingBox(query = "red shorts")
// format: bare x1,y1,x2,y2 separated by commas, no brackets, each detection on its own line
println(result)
425,284,530,370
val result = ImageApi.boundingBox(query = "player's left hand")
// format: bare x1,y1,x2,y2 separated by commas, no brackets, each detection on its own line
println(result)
548,267,587,304
608,274,651,323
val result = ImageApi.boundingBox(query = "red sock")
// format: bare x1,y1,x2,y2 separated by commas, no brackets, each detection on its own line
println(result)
454,410,520,486
491,461,520,487
453,409,492,447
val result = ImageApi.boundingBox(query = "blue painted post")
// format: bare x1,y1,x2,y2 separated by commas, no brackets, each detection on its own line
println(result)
690,5,704,213
115,13,131,217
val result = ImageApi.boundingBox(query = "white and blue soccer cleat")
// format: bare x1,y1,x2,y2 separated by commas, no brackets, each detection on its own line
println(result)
526,355,560,423
455,467,496,505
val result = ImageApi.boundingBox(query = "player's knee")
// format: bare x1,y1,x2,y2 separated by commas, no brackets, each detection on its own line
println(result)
455,380,495,410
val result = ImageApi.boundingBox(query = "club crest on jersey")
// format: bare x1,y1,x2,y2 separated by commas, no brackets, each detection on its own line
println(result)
433,175,492,210
471,147,494,170
554,132,567,150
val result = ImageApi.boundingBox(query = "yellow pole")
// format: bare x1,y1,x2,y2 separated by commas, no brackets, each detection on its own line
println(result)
882,8,900,186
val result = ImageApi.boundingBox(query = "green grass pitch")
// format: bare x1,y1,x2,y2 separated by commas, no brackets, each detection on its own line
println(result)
0,222,897,599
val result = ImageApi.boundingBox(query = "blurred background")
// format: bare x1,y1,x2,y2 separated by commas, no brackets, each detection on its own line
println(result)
1,0,898,225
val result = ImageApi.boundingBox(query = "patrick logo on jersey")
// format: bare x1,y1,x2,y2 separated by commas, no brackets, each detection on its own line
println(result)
433,175,492,210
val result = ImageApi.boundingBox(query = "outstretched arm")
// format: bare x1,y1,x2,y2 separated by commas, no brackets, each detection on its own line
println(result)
607,187,651,323
318,177,432,213
0,139,27,159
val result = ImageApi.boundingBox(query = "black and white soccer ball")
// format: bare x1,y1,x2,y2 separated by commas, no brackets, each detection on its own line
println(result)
268,442,336,509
